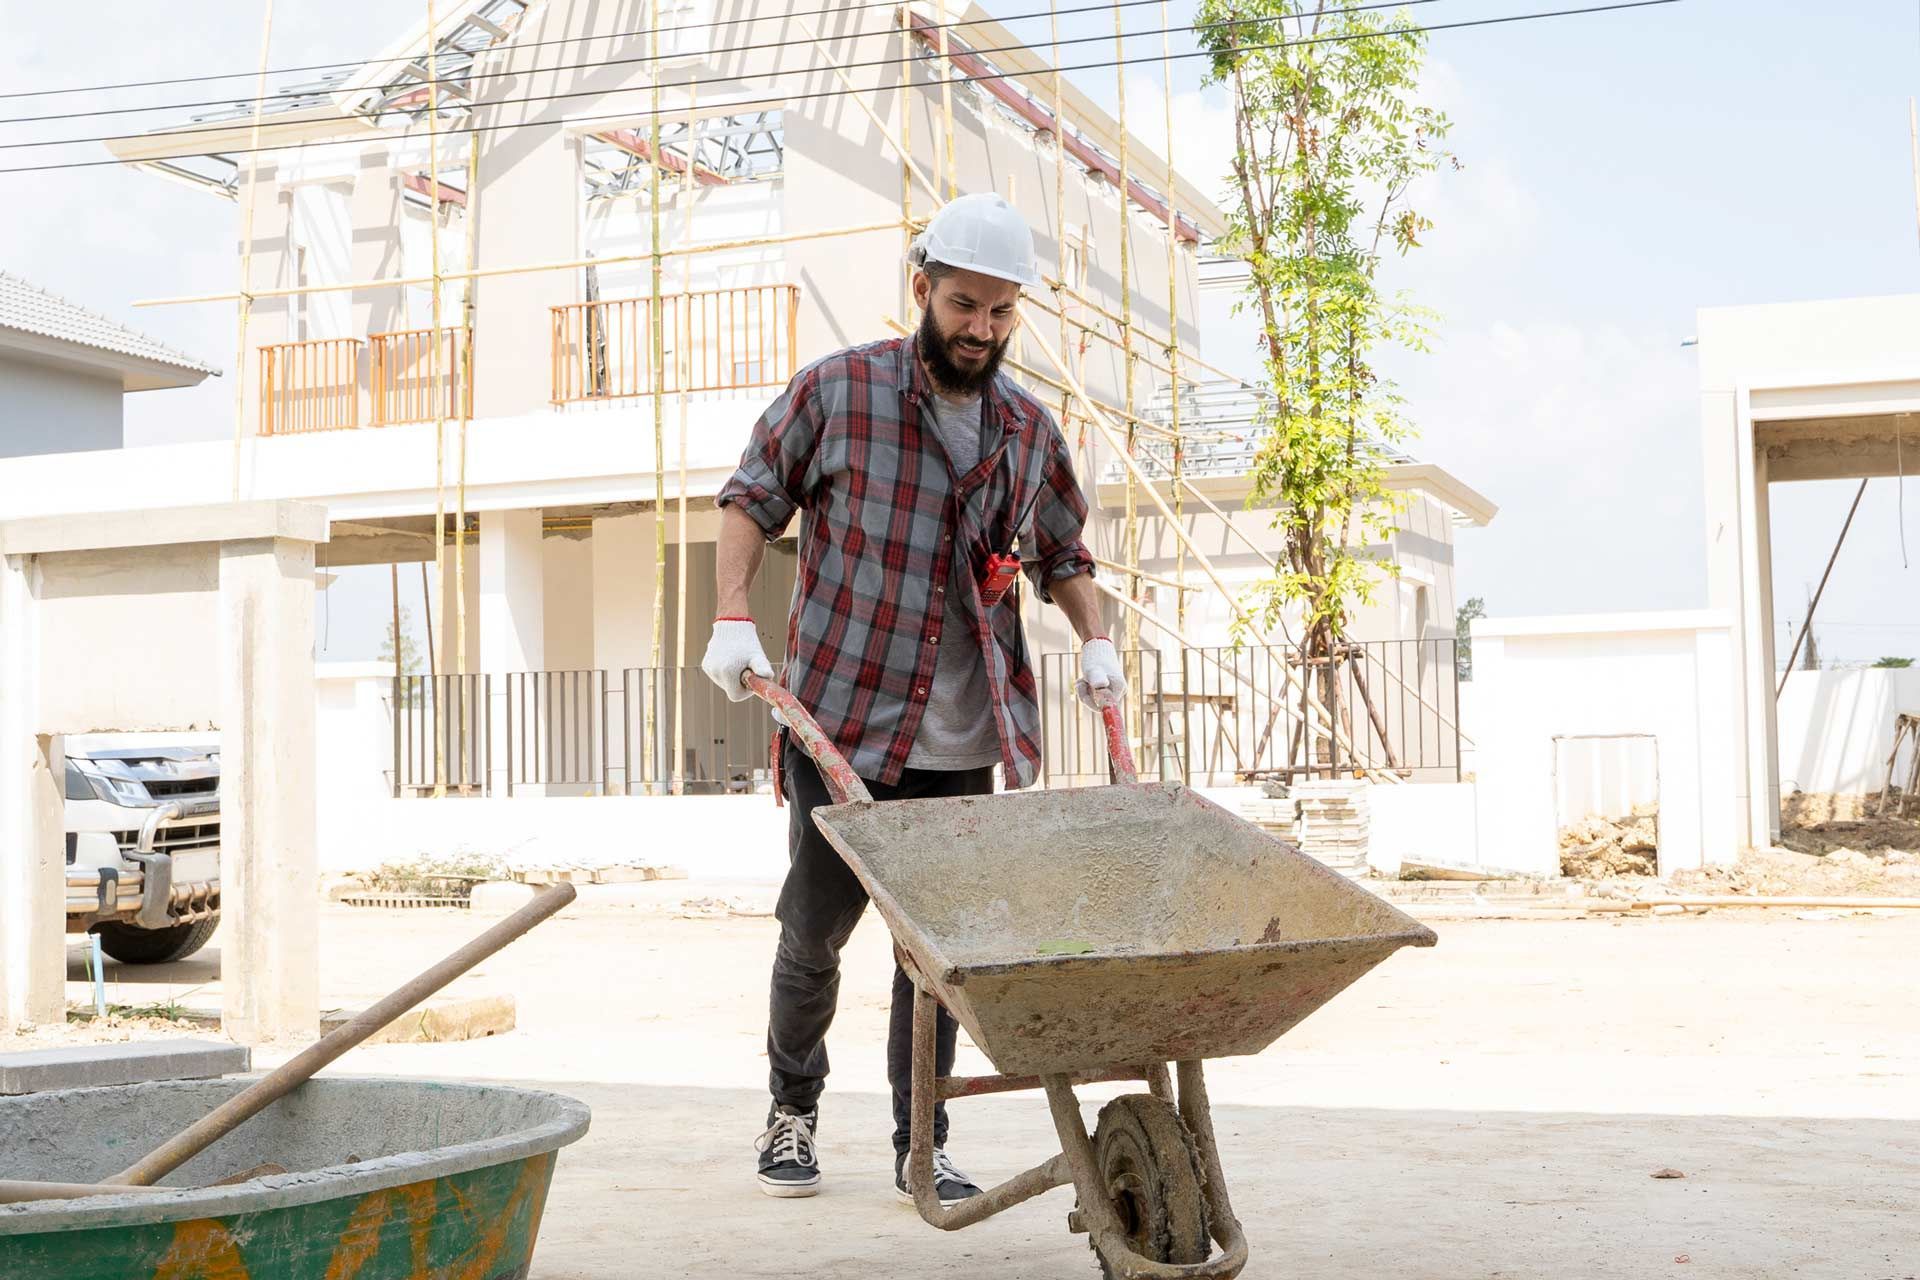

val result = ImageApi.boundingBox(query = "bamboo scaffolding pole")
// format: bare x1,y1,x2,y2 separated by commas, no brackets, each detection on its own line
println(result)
647,0,667,790
936,0,957,200
1113,1,1140,661
1089,554,1200,594
1161,0,1185,633
137,220,911,309
1050,0,1068,417
799,18,941,204
672,80,697,797
229,0,275,498
455,122,482,692
426,0,448,797
900,8,915,328
1042,276,1253,391
1019,316,1389,781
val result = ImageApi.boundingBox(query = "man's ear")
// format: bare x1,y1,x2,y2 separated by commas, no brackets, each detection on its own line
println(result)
911,269,931,311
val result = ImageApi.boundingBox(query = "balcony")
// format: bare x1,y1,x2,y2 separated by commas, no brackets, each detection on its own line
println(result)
255,283,797,435
550,283,798,404
257,328,470,436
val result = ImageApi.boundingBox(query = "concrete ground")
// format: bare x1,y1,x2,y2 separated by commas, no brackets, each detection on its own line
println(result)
57,897,1920,1279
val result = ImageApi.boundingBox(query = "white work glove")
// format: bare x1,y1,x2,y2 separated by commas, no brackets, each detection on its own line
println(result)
701,619,773,702
1075,637,1128,711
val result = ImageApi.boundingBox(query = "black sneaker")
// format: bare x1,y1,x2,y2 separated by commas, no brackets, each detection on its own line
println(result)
755,1104,821,1198
894,1148,982,1207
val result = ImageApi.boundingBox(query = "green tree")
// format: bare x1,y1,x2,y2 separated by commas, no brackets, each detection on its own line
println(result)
380,605,425,707
1455,596,1486,681
1197,0,1451,758
1872,656,1914,669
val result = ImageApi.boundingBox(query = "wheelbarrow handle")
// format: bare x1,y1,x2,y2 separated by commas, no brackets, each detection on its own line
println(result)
743,671,876,804
1093,687,1139,785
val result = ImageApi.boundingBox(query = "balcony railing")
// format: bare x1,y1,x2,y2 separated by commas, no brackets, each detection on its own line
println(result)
370,326,472,425
550,283,799,404
259,338,363,435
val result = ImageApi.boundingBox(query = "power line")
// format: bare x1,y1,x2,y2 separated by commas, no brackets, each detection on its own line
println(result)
0,0,984,101
0,0,1191,128
0,0,1428,153
0,0,1681,179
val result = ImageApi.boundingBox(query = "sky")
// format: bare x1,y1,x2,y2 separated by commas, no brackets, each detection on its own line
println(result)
6,0,1920,664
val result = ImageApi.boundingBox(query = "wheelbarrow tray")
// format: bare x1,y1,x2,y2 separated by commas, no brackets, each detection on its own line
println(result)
812,781,1436,1078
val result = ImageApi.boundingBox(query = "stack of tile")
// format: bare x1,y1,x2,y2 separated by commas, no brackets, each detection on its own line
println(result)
1289,780,1372,878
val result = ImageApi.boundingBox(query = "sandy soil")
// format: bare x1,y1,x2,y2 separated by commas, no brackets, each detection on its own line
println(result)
18,894,1919,1278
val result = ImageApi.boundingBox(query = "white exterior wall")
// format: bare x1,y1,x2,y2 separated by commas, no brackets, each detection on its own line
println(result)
1776,667,1920,796
0,353,124,457
1469,612,1738,878
1698,293,1920,850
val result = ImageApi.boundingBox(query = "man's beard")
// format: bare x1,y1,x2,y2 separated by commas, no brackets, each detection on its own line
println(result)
916,307,1009,396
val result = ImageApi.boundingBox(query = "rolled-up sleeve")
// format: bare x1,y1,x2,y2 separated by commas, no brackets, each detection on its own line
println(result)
1022,421,1095,604
716,365,823,540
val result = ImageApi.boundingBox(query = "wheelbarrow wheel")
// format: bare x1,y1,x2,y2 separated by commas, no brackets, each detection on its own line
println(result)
1089,1093,1210,1278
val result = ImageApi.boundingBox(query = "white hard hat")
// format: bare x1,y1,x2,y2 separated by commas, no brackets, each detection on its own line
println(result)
909,193,1043,289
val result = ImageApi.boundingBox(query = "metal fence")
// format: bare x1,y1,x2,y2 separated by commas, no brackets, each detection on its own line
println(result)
392,642,1461,798
1041,640,1462,787
392,666,781,797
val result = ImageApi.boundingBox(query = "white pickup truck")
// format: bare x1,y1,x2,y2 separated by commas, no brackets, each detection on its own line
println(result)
63,738,222,964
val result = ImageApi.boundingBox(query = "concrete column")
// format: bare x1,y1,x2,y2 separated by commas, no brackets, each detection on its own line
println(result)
0,554,64,1028
590,512,654,676
481,510,546,794
219,537,320,1045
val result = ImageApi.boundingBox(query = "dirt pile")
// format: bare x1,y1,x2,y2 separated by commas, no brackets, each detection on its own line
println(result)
1779,790,1920,857
1559,808,1659,878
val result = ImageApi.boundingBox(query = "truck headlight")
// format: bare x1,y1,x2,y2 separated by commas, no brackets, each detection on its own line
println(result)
70,761,152,807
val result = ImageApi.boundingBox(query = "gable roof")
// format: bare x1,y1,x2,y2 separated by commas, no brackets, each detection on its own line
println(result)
0,272,218,391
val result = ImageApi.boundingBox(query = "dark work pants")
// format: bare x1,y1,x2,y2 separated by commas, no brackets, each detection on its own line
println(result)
769,737,995,1154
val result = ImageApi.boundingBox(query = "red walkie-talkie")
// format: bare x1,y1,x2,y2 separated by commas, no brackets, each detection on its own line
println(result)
977,475,1047,607
978,552,1022,606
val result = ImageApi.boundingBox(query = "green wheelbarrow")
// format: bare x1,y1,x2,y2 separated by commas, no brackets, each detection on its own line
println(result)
746,673,1435,1279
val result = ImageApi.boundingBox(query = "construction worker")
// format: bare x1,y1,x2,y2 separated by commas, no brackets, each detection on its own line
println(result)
702,192,1125,1205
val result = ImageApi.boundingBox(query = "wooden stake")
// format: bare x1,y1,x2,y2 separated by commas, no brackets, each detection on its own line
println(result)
229,0,276,497
390,562,404,689
420,562,437,680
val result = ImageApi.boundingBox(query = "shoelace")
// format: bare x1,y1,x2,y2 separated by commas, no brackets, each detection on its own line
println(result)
755,1111,817,1168
929,1148,972,1190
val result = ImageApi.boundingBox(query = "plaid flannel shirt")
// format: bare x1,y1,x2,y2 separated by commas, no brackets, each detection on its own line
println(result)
716,336,1094,789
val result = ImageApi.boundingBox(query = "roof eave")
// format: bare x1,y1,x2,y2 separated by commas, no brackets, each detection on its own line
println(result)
0,327,219,390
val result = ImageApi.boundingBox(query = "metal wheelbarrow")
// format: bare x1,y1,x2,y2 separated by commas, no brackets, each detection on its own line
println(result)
746,673,1436,1279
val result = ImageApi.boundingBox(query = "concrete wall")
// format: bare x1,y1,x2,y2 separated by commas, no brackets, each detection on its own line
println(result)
1776,666,1920,796
0,352,124,457
1469,612,1738,877
34,545,220,733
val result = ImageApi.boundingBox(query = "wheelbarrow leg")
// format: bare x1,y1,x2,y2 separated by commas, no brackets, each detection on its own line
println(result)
1042,1069,1250,1280
905,982,1072,1230
1175,1060,1249,1265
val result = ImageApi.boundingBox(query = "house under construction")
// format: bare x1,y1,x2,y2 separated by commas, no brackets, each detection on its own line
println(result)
37,0,1496,829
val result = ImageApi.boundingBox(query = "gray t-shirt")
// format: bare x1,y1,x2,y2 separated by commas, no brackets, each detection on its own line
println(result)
906,392,1001,770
